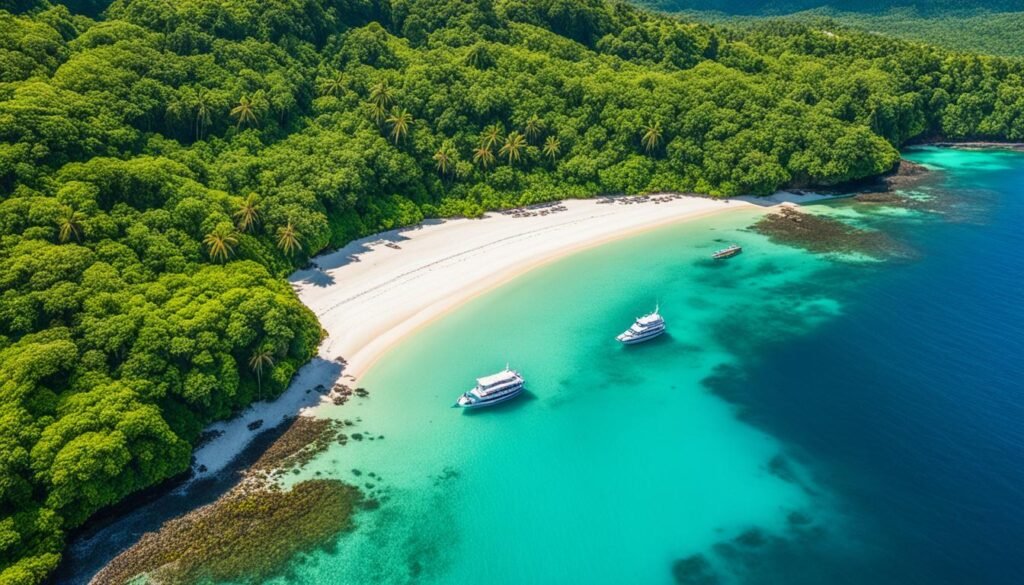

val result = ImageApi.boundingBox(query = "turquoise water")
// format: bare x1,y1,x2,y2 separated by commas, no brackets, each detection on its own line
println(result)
248,148,1022,584
262,209,843,584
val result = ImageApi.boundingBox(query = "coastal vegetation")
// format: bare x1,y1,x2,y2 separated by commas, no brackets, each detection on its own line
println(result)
2,0,1024,582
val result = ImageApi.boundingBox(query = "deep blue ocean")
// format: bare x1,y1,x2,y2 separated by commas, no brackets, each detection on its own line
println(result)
710,148,1024,584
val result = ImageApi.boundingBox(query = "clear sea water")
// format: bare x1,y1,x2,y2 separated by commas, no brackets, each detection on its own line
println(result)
236,148,1020,584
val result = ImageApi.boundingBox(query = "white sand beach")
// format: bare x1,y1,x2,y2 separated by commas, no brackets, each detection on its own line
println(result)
291,195,764,381
190,192,823,478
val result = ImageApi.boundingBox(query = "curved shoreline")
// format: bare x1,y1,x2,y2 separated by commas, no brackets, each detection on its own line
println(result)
186,192,818,481
294,196,760,383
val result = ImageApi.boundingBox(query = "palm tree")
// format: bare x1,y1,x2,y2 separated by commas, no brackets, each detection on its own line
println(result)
499,131,527,166
366,100,388,125
249,346,275,400
464,43,494,70
386,107,413,144
318,71,346,98
480,123,503,151
234,192,260,233
641,120,663,153
230,95,259,128
472,145,495,169
193,89,213,141
542,136,561,162
369,79,395,110
366,79,395,125
277,221,302,256
524,115,544,143
56,207,86,243
203,224,238,263
433,142,456,177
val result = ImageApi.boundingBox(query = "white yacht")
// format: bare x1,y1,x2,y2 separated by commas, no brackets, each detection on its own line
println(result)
455,367,525,408
616,306,666,344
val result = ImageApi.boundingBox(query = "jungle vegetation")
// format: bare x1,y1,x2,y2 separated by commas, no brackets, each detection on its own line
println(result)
3,0,1024,582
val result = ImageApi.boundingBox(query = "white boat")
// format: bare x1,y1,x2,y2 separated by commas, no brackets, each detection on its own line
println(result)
616,306,666,344
712,244,742,259
455,367,525,408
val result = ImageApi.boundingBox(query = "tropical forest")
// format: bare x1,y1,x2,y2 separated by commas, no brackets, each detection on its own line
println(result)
1,0,1024,583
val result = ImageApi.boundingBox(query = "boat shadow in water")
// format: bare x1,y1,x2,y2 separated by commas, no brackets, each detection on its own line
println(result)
459,389,539,415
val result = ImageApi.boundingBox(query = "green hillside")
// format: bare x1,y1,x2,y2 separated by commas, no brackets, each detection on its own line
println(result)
636,1,1024,56
636,0,1024,15
2,1,1024,583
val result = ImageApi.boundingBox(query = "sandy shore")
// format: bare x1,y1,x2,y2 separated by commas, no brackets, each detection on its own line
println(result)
291,195,764,381
190,192,830,478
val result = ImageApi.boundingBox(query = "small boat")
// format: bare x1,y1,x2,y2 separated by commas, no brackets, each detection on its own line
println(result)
455,367,525,409
712,244,742,259
616,306,666,345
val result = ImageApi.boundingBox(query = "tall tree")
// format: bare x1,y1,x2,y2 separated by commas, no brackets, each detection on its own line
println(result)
386,107,413,144
473,145,496,169
366,79,395,124
525,115,544,143
369,79,395,110
56,207,86,243
641,120,663,153
248,347,274,400
193,89,213,141
499,131,527,165
480,123,503,151
434,142,456,177
234,193,260,233
203,224,239,262
318,71,346,98
230,95,260,128
542,136,561,162
277,221,302,255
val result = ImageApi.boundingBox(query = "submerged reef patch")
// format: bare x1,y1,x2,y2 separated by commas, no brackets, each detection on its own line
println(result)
752,206,909,259
92,417,363,585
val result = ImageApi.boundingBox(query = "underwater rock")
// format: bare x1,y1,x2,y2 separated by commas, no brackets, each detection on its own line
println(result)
92,480,361,585
752,206,907,259
854,191,911,205
734,528,767,548
787,511,812,528
671,554,720,585
249,417,351,474
767,454,799,484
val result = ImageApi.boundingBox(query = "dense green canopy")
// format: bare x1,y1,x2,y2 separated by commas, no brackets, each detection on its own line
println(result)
2,0,1024,582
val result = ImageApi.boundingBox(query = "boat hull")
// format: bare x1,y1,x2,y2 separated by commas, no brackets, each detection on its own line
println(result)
713,247,742,259
455,386,524,409
617,327,666,344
